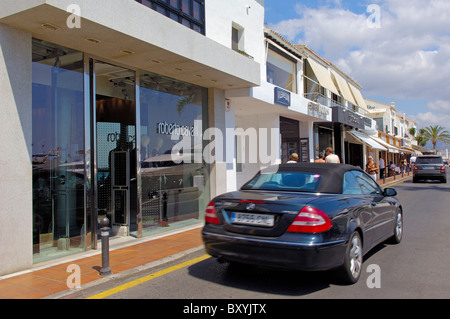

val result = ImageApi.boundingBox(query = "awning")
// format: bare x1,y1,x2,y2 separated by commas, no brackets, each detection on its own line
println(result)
306,58,340,96
348,83,369,112
369,136,402,153
399,146,415,154
348,130,387,151
331,70,358,106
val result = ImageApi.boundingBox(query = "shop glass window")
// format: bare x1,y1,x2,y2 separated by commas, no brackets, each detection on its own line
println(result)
31,39,87,263
139,72,209,235
266,47,297,93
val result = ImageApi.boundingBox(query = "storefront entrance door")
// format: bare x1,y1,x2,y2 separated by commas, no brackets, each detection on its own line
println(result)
94,61,137,237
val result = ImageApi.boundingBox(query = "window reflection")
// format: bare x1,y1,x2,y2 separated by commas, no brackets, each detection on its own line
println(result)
32,39,85,262
139,72,208,233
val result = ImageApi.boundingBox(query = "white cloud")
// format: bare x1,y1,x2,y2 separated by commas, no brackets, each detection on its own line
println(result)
268,0,450,130
410,112,450,131
428,100,450,112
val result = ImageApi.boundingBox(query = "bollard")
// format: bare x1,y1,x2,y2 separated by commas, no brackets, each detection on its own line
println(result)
99,217,112,276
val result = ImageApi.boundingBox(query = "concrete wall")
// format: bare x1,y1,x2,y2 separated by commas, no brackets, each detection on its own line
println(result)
206,0,265,65
207,88,238,198
0,24,33,275
235,114,280,190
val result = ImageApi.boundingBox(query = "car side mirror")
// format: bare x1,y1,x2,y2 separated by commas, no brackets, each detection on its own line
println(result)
383,188,397,197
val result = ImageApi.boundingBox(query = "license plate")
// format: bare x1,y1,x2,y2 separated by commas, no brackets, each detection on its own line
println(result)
231,212,274,227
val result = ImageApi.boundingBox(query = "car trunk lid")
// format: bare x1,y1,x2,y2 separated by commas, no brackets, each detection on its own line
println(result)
214,190,318,237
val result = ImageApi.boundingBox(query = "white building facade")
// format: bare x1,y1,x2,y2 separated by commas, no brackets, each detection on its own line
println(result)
0,0,263,275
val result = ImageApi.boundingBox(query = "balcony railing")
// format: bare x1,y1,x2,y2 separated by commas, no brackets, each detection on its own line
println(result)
304,92,343,109
303,76,369,117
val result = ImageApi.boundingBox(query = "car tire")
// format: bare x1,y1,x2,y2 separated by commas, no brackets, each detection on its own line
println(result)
442,178,447,183
338,232,363,285
388,210,403,244
413,177,418,183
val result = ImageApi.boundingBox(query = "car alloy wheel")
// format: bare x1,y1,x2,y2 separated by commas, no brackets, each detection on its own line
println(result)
389,211,403,244
338,232,363,284
395,212,403,241
349,233,363,279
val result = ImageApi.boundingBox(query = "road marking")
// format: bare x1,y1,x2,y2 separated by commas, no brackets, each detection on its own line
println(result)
381,177,411,189
86,254,210,299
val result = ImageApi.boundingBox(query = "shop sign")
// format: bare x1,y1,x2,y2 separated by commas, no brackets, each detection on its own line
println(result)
332,105,364,129
347,112,360,125
156,121,195,137
308,102,330,116
274,87,291,107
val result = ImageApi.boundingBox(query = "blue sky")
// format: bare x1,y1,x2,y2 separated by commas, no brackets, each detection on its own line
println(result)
264,0,450,149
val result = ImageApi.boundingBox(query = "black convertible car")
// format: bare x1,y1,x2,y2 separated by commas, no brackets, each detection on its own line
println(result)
202,163,403,284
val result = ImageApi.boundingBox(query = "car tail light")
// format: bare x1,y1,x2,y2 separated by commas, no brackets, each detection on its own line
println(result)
413,166,419,171
287,206,332,233
205,201,221,224
441,166,446,173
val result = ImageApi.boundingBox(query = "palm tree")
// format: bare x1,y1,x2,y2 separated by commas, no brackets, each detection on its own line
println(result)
414,128,427,147
421,125,450,152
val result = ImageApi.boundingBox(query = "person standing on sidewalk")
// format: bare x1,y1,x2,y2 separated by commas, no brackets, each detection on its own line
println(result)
325,147,340,163
366,156,379,181
315,152,326,163
287,153,299,163
379,156,385,179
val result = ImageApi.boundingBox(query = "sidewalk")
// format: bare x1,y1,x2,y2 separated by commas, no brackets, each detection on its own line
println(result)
377,172,412,187
0,226,204,299
0,174,411,299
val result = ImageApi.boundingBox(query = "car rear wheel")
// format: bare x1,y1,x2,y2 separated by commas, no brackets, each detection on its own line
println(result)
388,210,403,244
338,232,363,285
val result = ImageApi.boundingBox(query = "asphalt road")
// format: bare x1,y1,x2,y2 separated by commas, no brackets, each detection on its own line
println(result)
68,173,450,300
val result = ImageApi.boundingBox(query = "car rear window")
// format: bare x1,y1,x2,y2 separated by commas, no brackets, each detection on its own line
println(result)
241,172,322,192
416,157,443,164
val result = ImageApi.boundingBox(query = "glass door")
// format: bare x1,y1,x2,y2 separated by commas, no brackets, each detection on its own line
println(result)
93,61,137,237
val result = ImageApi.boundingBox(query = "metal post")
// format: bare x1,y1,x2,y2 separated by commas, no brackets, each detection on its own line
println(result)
99,217,112,276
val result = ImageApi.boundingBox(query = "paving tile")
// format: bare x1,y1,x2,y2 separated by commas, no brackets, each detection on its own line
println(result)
0,227,204,299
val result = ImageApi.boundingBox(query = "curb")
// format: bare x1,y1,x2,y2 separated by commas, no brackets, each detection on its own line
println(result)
44,245,206,299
